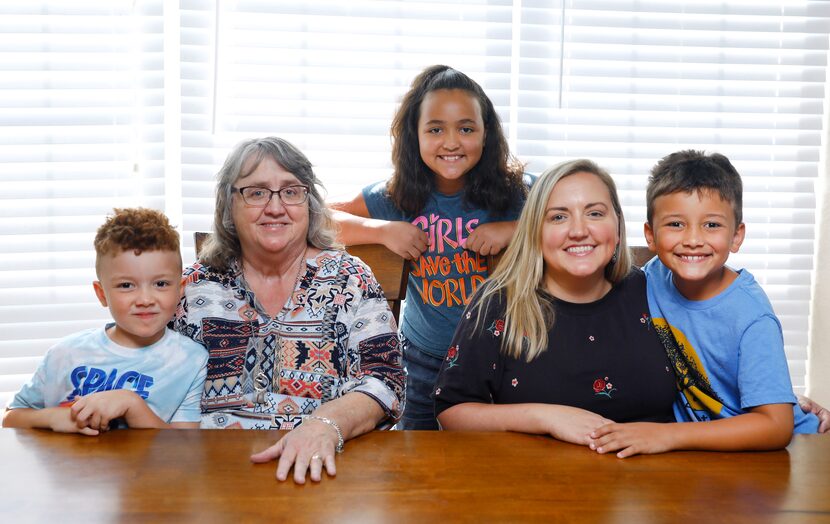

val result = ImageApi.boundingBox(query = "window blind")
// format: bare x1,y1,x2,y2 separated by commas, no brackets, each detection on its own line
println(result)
0,1,165,406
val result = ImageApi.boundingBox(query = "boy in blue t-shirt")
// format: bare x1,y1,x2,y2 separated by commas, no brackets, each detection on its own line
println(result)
589,150,821,457
3,208,207,435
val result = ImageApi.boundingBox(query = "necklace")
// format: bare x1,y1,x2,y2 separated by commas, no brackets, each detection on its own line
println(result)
248,247,308,405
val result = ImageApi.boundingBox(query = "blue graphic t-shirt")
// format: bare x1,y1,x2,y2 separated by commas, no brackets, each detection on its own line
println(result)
10,325,208,424
363,178,532,357
644,258,819,434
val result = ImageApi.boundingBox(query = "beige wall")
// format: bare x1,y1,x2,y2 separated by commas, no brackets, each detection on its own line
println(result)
806,45,830,407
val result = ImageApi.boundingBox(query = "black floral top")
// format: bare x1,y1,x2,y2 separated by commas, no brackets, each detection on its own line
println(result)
433,269,676,423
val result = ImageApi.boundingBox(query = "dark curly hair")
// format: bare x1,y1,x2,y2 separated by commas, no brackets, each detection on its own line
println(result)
388,65,526,215
94,207,181,276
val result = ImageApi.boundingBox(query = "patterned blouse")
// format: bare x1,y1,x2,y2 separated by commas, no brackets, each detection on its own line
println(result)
173,249,405,430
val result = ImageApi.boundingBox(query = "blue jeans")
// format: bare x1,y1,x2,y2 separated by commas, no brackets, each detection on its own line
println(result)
398,335,443,430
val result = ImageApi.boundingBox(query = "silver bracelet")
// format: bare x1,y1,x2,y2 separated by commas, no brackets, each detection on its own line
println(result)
306,415,344,453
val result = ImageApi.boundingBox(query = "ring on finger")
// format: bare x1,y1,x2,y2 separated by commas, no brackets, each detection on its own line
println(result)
311,454,322,461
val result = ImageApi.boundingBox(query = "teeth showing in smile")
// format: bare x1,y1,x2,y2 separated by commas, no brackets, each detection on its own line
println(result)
440,155,462,161
566,245,593,254
679,255,708,262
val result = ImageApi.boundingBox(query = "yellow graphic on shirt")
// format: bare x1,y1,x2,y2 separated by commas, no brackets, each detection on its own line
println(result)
651,317,724,417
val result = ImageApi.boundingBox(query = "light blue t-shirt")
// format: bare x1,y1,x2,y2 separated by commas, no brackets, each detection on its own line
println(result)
10,325,208,424
644,258,819,434
363,178,532,357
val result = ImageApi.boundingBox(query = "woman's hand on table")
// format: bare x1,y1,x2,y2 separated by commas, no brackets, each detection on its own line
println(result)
541,405,613,446
250,418,339,484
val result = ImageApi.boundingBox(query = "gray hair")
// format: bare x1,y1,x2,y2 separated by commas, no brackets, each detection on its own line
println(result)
199,137,340,271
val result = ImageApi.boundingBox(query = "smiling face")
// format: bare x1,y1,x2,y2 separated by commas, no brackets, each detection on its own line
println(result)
93,249,182,348
417,88,485,194
231,155,310,260
645,189,745,301
540,171,620,301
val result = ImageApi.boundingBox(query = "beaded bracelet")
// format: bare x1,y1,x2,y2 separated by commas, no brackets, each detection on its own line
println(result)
306,415,344,453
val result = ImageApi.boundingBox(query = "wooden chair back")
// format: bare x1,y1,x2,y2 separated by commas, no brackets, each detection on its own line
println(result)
193,233,409,324
486,246,654,276
345,244,409,323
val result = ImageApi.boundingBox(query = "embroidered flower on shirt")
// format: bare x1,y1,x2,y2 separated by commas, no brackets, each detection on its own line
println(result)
435,388,442,396
641,313,651,329
445,345,460,368
466,311,472,319
588,335,595,342
593,376,616,398
488,319,505,338
511,378,518,387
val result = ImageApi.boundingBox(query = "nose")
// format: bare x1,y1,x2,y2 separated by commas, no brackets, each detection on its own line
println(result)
263,192,286,214
443,129,460,150
568,216,588,239
136,287,155,306
682,227,703,247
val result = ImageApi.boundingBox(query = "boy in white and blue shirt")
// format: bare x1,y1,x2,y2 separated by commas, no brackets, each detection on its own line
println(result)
3,208,206,434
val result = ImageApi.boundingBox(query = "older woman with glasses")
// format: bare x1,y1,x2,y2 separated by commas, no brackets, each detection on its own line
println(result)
174,137,404,483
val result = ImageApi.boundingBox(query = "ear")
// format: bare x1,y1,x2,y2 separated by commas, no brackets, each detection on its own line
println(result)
93,281,108,307
644,221,657,252
730,222,746,253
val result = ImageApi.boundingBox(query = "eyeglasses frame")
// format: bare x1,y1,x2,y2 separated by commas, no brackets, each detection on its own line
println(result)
235,184,310,207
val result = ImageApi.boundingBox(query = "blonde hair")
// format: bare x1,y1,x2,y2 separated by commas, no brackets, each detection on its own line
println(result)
474,159,631,361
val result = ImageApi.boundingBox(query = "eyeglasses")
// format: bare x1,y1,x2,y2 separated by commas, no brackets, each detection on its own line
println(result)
235,185,309,207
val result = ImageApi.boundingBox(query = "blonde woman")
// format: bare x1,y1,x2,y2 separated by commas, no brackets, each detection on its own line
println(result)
433,159,676,445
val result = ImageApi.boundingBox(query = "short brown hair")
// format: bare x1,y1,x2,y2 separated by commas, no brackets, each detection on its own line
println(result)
647,150,743,226
94,208,181,276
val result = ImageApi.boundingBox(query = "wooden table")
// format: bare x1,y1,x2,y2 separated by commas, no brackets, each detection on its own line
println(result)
0,429,828,523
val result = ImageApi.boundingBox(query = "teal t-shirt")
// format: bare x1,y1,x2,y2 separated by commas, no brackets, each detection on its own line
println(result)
362,177,532,357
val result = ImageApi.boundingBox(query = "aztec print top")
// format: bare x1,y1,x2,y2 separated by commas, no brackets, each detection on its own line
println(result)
174,249,405,430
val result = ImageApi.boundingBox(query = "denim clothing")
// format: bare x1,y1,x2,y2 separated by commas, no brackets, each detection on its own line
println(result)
398,334,443,430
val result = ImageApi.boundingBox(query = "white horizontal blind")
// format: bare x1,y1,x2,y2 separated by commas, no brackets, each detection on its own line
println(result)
179,0,520,246
0,1,165,407
513,0,829,391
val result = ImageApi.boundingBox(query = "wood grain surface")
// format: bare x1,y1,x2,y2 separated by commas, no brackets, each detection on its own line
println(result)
0,429,827,523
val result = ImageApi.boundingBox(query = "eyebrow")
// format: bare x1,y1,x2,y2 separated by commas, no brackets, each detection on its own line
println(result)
660,211,728,219
544,202,609,213
109,272,178,280
422,118,479,126
242,179,301,189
